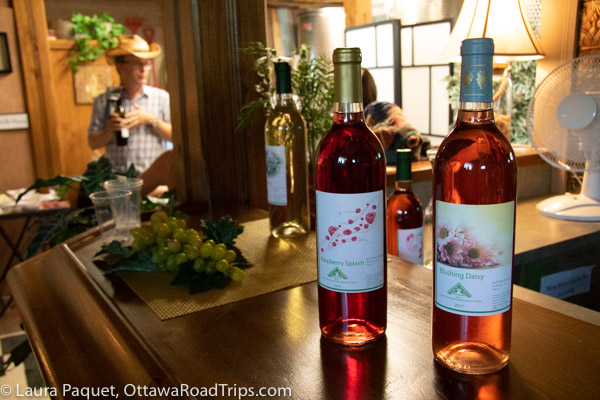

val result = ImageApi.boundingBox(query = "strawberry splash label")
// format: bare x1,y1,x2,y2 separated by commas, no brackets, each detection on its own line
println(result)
316,190,385,293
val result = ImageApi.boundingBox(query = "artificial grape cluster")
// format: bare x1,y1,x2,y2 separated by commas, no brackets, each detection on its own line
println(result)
129,210,244,282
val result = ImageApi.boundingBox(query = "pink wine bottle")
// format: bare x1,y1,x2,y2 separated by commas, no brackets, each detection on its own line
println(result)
432,38,517,374
315,48,387,346
387,148,424,264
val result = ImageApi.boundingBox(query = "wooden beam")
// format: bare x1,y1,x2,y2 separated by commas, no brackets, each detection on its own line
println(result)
13,0,61,178
168,0,267,212
267,0,343,8
343,0,371,28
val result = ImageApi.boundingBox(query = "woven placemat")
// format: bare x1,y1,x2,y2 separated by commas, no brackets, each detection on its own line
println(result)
85,218,317,320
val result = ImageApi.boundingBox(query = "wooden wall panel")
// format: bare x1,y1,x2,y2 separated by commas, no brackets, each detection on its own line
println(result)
173,0,267,212
166,1,210,210
197,1,241,208
238,0,269,210
13,0,61,179
47,40,119,176
0,5,36,193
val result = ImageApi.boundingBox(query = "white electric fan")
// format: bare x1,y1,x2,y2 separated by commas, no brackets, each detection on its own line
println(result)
526,55,600,221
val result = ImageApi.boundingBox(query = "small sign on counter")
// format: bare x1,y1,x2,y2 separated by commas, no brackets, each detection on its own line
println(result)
540,264,595,300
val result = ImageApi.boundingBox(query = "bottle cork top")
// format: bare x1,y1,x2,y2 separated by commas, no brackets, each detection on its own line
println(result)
333,48,362,64
461,38,494,56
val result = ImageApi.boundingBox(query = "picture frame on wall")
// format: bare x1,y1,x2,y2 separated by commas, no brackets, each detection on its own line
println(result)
0,32,12,73
73,65,113,104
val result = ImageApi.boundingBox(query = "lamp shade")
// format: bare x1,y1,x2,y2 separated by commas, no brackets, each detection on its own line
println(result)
440,0,544,63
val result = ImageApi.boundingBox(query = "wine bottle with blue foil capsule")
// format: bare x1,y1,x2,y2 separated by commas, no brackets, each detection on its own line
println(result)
432,38,517,374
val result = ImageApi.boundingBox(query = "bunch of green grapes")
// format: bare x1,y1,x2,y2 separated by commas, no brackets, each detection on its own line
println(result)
129,210,244,282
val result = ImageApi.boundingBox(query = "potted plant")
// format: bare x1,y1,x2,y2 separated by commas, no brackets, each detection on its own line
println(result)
16,157,172,258
68,12,125,73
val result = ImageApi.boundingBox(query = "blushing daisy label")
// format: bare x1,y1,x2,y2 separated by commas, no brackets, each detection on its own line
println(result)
434,200,515,316
316,190,385,293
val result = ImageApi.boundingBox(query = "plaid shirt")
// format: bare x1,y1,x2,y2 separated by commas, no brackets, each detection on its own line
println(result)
89,85,171,174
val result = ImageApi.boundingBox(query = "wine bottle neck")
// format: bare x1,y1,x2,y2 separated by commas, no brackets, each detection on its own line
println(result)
395,180,413,192
459,102,493,111
334,103,363,113
275,62,292,95
459,39,494,104
456,105,495,123
333,103,364,124
276,93,296,106
333,48,362,105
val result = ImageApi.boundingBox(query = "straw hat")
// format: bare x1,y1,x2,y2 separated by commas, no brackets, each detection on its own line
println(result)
106,34,161,61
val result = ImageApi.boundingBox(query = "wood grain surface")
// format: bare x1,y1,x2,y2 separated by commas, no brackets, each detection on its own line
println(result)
8,226,600,399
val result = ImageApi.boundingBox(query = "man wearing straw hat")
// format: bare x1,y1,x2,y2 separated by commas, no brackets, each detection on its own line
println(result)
88,34,172,174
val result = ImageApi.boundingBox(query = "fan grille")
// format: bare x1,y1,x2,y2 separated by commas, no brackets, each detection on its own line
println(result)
527,55,600,172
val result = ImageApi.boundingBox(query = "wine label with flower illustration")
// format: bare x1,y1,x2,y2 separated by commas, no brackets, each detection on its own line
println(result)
397,227,424,265
435,200,515,316
265,145,287,206
316,190,385,293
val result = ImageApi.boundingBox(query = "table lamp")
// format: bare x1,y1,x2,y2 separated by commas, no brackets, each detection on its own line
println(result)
440,0,545,140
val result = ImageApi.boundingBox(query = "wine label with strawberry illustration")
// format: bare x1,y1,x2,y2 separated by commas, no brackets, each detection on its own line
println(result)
396,227,424,265
316,190,385,293
435,200,515,316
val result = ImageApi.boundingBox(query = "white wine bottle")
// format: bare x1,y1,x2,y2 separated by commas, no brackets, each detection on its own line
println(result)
264,62,310,238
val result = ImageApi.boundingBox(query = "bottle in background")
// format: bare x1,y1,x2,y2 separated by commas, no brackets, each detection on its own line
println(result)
432,38,517,374
115,95,129,146
315,48,387,346
387,149,423,264
264,62,310,238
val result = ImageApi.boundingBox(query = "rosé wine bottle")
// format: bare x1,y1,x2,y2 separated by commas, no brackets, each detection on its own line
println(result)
387,149,424,264
432,38,517,374
315,48,387,346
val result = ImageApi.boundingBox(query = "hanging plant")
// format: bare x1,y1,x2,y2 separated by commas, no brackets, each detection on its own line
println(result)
68,12,125,73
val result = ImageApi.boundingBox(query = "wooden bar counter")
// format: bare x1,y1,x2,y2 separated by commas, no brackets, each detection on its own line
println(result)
7,212,600,399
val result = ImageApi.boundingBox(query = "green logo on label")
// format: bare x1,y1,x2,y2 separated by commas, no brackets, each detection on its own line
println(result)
447,283,472,298
328,267,348,280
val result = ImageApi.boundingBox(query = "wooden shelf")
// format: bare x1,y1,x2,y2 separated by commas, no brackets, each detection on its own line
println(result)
387,145,543,186
48,38,75,51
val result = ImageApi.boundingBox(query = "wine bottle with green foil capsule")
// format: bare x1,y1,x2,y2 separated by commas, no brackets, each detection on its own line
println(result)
432,38,517,374
265,62,310,238
387,149,424,264
315,48,387,346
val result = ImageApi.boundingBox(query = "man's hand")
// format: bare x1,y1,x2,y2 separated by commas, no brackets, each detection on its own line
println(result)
106,112,124,132
123,103,156,130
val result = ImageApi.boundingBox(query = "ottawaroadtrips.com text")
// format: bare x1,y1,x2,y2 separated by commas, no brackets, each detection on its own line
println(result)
0,383,293,399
